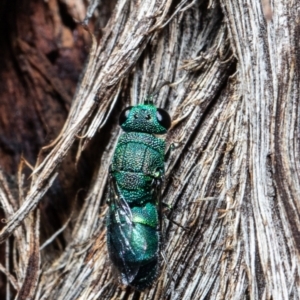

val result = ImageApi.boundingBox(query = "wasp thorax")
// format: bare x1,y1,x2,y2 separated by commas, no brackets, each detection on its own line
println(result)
119,104,171,134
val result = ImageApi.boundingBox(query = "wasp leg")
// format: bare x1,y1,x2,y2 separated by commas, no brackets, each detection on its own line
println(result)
164,144,175,162
144,81,171,104
162,202,172,211
165,140,183,162
154,179,164,232
151,173,189,231
161,202,189,231
166,217,189,231
179,197,220,211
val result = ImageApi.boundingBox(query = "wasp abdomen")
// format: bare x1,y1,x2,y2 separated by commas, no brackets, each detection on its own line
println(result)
107,203,161,290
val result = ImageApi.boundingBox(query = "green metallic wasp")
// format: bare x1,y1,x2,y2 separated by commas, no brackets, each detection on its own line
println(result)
106,87,172,291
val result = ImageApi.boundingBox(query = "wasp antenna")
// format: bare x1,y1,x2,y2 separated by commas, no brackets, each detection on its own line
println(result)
143,81,171,104
151,81,171,97
144,94,154,104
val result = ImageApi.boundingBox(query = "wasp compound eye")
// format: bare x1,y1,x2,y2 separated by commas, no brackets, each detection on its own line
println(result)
156,108,171,130
119,106,133,126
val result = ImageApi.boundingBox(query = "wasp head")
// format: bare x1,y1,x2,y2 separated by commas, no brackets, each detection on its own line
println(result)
119,104,171,134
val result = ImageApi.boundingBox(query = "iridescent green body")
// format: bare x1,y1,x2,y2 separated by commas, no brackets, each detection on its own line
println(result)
112,132,165,205
106,103,171,290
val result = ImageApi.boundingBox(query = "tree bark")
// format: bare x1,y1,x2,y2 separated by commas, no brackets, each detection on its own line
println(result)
0,0,299,299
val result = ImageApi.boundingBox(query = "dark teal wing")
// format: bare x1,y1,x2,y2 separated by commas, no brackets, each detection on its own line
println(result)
107,172,140,284
107,172,162,289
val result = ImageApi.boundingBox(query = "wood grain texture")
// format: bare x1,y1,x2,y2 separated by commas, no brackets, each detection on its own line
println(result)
0,0,299,299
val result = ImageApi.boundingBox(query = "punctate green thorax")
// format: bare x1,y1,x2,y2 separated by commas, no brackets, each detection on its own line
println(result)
106,102,171,290
111,132,165,205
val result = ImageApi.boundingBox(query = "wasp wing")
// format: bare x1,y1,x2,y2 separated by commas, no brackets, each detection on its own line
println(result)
107,172,162,289
106,173,140,284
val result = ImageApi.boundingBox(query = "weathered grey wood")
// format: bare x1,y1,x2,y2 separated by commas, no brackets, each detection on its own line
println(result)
0,0,299,299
